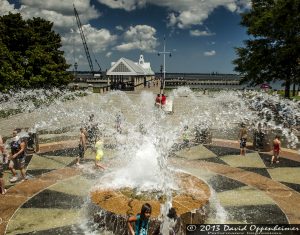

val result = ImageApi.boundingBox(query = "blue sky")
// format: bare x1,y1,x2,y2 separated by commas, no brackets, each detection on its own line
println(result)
2,0,251,73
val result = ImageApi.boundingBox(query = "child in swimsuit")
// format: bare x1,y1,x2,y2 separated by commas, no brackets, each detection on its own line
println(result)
95,138,106,170
271,135,281,164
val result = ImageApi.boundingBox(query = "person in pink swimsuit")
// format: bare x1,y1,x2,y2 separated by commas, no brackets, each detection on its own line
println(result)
271,135,281,164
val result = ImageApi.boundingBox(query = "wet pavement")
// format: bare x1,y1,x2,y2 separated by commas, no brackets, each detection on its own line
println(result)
1,84,300,234
1,139,300,234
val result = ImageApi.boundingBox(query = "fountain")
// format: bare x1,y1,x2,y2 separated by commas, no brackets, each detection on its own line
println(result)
89,172,210,234
1,87,299,234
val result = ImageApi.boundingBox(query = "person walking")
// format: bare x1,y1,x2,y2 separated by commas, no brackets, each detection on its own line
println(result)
271,135,281,165
94,137,106,170
8,130,27,183
155,94,161,107
0,135,7,194
161,94,166,106
115,112,123,134
76,127,87,166
238,123,248,156
182,126,190,150
86,114,98,146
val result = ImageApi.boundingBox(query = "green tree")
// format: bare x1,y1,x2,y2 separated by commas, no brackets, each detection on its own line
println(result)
0,40,24,91
0,13,72,91
233,0,300,98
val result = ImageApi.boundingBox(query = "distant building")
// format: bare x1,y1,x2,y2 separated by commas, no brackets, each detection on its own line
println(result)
69,59,247,91
106,55,155,90
163,73,245,89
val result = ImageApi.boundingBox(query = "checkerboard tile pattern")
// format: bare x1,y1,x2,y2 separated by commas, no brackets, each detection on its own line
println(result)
2,143,300,234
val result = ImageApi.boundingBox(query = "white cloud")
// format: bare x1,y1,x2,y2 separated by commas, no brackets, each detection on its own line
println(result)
97,0,146,11
1,0,112,70
115,43,136,51
204,50,216,56
115,25,124,31
62,24,117,69
160,0,251,29
167,12,177,27
0,0,17,15
115,25,159,52
106,52,112,57
1,0,106,48
98,0,251,28
15,0,100,32
21,0,93,14
62,24,117,53
190,29,215,37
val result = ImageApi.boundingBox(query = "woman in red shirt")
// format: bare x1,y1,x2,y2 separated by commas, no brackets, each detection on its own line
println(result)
155,94,161,107
161,94,166,105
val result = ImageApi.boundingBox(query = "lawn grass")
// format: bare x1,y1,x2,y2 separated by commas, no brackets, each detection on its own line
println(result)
277,90,300,100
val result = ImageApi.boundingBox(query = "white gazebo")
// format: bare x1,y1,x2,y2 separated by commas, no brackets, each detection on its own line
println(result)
106,55,155,90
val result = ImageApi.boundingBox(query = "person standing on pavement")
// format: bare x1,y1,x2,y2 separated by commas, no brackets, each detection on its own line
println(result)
8,130,27,183
271,135,281,165
0,134,7,194
94,137,106,170
76,127,87,166
238,123,248,156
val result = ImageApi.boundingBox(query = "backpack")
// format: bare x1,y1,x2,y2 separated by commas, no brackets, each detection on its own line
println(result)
10,139,21,154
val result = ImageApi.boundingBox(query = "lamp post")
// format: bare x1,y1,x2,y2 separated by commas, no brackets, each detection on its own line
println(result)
160,64,163,90
158,37,171,94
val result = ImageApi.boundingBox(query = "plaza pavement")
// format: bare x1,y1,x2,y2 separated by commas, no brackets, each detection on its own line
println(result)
0,139,300,234
1,83,300,234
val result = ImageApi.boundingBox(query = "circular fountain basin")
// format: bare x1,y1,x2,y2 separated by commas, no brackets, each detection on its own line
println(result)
90,172,211,234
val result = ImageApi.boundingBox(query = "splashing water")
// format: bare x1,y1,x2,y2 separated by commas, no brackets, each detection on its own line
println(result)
242,90,300,148
1,88,299,233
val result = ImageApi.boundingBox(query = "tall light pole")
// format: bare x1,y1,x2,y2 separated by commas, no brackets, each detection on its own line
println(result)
158,37,171,94
160,64,163,90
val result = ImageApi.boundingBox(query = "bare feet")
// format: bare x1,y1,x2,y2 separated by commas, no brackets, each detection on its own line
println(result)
1,189,7,195
95,163,106,170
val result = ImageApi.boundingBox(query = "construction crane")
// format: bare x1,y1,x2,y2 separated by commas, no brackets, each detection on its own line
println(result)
73,4,98,75
95,58,102,73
